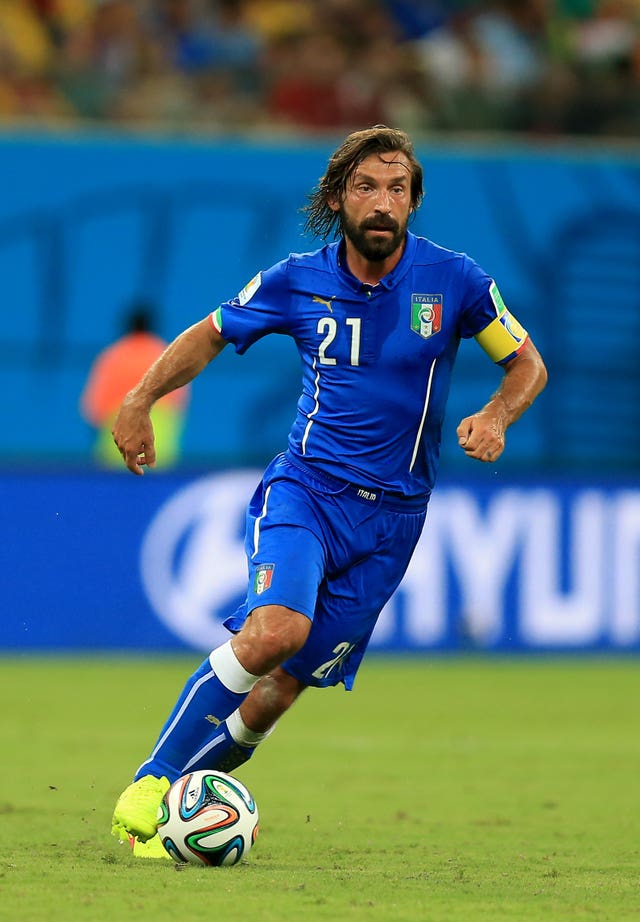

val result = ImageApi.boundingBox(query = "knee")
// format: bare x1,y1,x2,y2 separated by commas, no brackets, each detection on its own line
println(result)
233,605,310,675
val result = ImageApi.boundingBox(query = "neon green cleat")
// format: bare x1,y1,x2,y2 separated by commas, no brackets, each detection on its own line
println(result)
111,775,170,843
129,833,172,860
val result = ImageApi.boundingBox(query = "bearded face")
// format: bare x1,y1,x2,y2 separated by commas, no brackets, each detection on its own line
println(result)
339,206,409,263
331,152,414,265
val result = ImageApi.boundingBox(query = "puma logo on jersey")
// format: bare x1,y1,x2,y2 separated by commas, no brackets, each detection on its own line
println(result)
312,295,335,312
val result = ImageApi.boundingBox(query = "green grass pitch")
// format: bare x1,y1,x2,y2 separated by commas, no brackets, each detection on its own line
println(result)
1,655,638,921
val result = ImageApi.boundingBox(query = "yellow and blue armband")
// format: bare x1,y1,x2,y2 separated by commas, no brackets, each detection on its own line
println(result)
475,281,528,364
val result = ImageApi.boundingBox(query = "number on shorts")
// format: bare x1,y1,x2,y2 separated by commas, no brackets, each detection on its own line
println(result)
311,641,356,680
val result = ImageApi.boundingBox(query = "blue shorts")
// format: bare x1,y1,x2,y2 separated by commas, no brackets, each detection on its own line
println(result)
224,453,428,690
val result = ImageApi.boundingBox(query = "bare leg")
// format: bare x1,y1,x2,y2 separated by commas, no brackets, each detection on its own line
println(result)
240,666,307,733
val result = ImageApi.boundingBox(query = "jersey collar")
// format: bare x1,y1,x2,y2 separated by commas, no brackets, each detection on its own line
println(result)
332,231,418,292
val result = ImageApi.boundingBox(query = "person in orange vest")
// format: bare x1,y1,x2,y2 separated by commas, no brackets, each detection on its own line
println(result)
80,303,190,468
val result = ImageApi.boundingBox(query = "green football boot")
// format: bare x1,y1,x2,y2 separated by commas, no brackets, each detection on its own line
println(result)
129,833,172,860
111,774,170,843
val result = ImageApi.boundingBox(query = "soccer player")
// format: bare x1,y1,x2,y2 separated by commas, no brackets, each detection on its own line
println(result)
110,125,547,858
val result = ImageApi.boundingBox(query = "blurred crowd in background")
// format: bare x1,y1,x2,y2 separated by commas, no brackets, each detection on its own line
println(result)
1,0,639,138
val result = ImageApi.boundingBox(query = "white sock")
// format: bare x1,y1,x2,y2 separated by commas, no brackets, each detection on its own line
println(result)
209,641,259,693
227,708,277,747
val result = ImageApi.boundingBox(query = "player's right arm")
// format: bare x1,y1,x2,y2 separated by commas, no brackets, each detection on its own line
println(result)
112,317,227,475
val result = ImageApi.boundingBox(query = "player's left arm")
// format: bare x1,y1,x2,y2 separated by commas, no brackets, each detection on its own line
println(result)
457,337,548,463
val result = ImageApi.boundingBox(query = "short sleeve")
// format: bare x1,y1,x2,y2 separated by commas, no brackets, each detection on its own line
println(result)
458,257,528,364
212,258,291,354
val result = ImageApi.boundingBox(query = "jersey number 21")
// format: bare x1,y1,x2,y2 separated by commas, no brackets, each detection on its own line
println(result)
317,317,361,366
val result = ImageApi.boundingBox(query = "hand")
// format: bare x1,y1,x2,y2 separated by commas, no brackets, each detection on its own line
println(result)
111,397,157,475
457,411,505,463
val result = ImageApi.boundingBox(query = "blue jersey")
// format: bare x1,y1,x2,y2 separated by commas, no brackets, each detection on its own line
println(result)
214,231,527,498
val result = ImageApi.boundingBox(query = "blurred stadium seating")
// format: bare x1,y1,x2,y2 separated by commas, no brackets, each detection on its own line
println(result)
0,0,639,138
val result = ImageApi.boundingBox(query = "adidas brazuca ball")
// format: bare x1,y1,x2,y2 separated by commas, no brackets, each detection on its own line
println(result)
156,770,259,866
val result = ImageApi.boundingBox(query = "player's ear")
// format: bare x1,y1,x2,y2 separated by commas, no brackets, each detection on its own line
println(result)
326,193,340,213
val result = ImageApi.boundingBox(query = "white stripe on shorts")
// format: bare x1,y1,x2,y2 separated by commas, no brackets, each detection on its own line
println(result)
251,483,272,559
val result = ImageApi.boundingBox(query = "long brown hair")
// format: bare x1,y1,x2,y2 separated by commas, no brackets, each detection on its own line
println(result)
302,125,424,241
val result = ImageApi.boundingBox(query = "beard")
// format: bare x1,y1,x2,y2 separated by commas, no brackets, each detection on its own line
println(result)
340,208,407,262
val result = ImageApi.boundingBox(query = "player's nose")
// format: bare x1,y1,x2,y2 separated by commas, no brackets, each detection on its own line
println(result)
373,192,391,213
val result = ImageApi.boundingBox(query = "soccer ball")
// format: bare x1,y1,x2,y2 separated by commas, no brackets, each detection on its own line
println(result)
156,770,259,866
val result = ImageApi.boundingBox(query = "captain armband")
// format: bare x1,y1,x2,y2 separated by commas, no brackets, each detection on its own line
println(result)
475,282,528,364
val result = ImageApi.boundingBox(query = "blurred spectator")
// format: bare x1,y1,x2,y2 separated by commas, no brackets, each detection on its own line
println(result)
28,0,91,48
80,302,190,470
57,0,159,119
179,0,266,127
243,0,315,40
560,0,640,135
150,0,262,84
0,0,75,120
410,1,551,132
265,1,420,131
382,0,450,40
266,28,386,131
